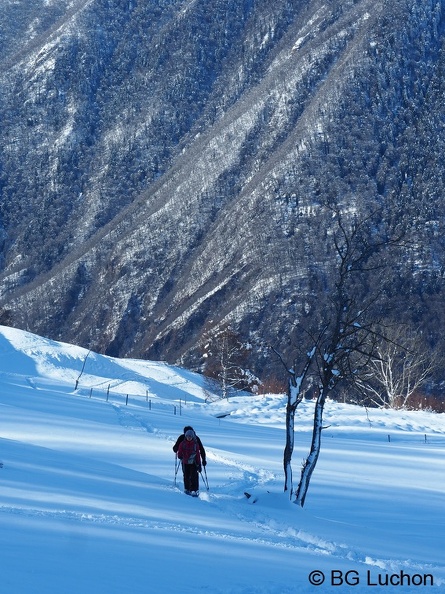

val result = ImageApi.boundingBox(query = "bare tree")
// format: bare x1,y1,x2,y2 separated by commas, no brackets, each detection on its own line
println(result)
356,325,439,409
202,325,257,399
281,206,405,507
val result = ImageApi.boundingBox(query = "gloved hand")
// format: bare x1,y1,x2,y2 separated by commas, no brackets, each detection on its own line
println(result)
202,460,207,467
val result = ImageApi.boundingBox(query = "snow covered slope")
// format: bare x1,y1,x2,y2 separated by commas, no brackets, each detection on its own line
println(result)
0,326,443,593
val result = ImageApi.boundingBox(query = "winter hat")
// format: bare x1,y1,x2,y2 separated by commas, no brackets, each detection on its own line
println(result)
183,426,193,434
185,429,195,439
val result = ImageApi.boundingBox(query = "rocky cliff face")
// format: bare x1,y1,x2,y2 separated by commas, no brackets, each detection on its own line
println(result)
1,0,445,377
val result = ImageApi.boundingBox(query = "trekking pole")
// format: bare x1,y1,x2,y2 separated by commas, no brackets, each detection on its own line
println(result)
200,465,209,491
174,454,181,487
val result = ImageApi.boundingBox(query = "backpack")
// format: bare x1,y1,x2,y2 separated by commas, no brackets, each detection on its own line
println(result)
179,437,200,465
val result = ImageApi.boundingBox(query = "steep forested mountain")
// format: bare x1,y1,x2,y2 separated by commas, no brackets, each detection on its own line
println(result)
1,0,445,381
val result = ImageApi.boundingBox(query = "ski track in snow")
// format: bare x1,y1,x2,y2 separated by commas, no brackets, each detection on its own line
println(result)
0,501,329,552
111,402,274,484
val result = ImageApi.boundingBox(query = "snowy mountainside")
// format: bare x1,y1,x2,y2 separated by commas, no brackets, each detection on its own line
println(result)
1,1,445,377
0,326,444,593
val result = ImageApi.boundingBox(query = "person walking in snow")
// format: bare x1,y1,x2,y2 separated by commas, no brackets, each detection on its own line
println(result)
177,428,203,495
173,425,206,466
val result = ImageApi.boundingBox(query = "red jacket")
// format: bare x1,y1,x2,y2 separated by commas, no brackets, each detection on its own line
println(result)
178,437,201,467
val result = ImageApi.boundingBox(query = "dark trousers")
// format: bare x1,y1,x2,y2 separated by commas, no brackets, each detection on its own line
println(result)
183,463,199,492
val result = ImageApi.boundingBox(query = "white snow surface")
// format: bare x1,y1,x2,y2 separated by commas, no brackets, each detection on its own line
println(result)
0,326,443,593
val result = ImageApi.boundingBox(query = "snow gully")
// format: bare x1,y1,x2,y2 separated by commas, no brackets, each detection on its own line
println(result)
366,570,434,587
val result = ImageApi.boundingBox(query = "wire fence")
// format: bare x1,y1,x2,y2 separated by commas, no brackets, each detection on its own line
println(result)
74,383,186,416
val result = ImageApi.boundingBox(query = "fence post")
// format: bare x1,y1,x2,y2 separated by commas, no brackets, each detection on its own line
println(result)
89,388,93,398
126,394,129,406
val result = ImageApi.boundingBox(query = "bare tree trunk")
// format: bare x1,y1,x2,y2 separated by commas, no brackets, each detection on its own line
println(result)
283,389,295,494
281,349,315,496
294,386,327,507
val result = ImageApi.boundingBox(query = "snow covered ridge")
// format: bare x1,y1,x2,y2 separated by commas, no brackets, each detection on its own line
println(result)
0,326,444,593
